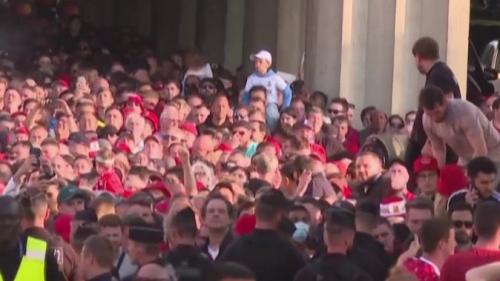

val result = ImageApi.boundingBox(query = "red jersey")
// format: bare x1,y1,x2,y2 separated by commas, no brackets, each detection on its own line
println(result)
404,257,439,281
440,248,500,281
95,169,125,195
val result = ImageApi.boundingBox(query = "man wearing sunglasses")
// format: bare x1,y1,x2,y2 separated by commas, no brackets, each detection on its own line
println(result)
230,121,257,158
448,203,474,242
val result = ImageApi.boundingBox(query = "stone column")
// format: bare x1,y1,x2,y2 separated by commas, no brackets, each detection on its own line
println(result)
242,0,278,70
178,0,198,50
224,0,245,72
339,0,369,120
196,0,227,64
152,0,181,58
304,0,344,97
276,0,307,76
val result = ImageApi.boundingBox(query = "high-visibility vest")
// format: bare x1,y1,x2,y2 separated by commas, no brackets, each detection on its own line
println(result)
0,237,47,281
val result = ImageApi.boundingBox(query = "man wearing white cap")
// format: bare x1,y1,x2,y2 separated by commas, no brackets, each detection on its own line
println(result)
242,50,292,132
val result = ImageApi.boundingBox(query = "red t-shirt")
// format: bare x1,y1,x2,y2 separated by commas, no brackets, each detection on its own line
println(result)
440,248,500,281
404,257,439,281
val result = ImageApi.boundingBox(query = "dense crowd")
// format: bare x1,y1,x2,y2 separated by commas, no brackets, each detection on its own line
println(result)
3,5,500,281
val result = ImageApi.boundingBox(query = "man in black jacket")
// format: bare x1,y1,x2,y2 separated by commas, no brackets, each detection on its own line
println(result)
354,152,391,204
294,206,372,281
164,207,214,281
220,189,305,281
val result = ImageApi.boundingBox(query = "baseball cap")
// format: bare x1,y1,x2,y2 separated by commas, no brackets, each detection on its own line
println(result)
57,185,89,204
413,156,439,175
250,50,272,64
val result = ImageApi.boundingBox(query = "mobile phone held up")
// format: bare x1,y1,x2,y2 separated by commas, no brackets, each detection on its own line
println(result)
30,147,42,168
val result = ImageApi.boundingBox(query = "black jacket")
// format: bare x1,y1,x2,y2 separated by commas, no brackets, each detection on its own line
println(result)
355,175,391,204
294,253,373,281
200,231,234,261
349,232,391,281
219,229,306,281
163,244,214,281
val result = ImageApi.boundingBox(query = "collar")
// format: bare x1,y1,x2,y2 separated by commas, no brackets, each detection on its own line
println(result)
419,256,440,276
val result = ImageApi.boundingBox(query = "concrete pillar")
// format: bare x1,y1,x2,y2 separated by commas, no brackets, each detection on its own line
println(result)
178,0,197,50
242,0,278,70
339,0,369,119
224,0,245,72
196,0,227,64
445,0,470,97
364,0,397,114
304,0,344,98
276,0,307,75
152,0,181,58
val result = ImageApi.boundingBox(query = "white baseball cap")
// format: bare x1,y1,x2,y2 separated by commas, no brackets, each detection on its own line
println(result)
250,50,272,64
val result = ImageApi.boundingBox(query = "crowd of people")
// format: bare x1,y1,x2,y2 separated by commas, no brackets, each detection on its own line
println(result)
3,4,500,281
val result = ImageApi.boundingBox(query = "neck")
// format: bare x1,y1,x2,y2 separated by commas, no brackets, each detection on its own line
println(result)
136,254,158,266
255,220,277,231
208,228,228,247
422,251,445,271
173,237,196,248
212,116,225,125
326,244,348,255
392,189,407,197
86,268,109,281
424,60,438,74
475,237,500,250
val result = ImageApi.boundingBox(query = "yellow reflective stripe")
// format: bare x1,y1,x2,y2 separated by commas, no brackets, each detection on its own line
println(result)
25,237,47,261
14,237,47,281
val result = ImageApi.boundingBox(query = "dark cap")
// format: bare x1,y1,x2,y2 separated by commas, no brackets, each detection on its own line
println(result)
57,185,90,204
128,221,164,244
326,206,355,230
68,132,90,145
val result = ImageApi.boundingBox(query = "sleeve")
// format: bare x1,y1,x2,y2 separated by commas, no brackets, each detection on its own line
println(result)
46,248,69,281
281,85,293,108
3,177,20,196
274,76,292,107
462,109,488,157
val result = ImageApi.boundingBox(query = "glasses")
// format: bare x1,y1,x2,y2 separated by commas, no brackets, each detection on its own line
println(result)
201,84,215,90
452,220,473,229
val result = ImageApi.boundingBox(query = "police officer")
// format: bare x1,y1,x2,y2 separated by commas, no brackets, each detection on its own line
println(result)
294,206,372,281
164,207,214,281
17,187,79,281
0,195,67,281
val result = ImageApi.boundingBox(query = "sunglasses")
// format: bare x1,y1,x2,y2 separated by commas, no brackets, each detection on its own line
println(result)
234,113,247,120
452,220,473,229
232,130,246,136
